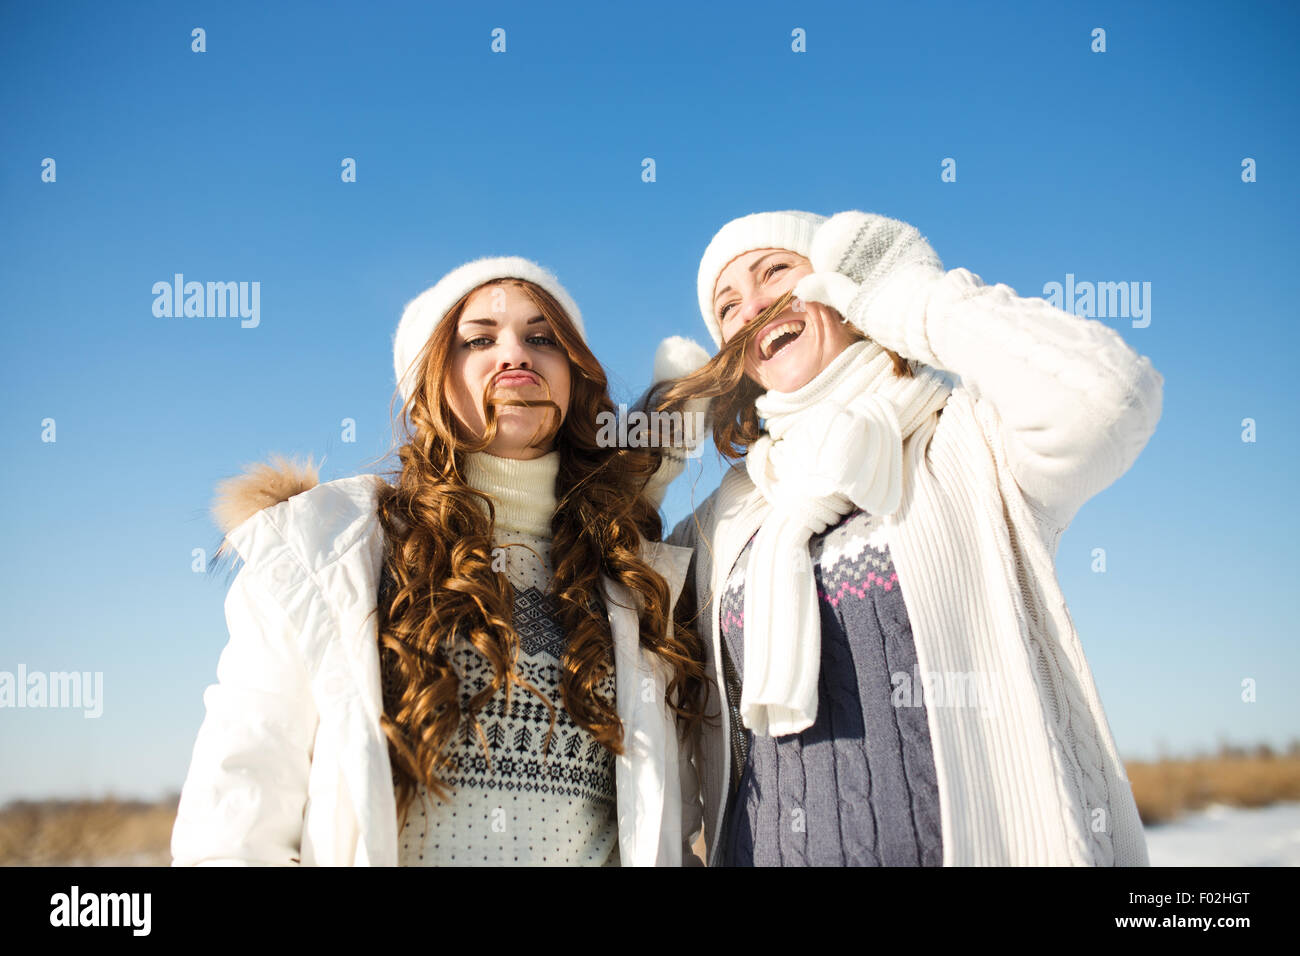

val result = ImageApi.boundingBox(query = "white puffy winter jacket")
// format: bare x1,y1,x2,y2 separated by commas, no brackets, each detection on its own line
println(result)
171,467,702,866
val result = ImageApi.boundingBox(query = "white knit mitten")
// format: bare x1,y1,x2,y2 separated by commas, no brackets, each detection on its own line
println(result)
639,336,712,508
652,335,711,393
793,210,945,330
651,335,711,448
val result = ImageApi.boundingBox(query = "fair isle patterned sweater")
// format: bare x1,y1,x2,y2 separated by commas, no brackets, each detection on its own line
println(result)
718,507,943,866
389,451,620,867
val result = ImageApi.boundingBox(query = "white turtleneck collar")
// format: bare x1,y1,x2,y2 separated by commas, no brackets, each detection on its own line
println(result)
462,450,560,537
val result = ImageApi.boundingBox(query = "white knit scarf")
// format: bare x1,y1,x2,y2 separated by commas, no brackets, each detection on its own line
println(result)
741,339,953,736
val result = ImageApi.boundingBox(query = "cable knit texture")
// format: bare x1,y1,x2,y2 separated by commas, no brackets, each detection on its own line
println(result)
719,508,944,866
738,340,950,736
669,265,1162,866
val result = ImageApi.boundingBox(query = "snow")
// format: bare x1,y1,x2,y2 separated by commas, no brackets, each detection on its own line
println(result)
1143,801,1300,866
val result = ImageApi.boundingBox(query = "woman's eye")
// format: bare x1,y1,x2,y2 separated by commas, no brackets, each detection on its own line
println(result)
718,264,787,321
465,333,556,348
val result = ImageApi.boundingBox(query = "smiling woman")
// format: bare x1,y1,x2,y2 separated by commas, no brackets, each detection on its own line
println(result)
714,249,858,392
655,208,1163,867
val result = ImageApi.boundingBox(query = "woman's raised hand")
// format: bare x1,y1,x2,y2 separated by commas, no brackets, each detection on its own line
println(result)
793,210,946,328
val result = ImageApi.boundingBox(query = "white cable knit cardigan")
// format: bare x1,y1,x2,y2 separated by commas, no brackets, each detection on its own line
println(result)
668,265,1164,866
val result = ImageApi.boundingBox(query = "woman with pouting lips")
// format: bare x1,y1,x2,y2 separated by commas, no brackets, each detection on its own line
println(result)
171,257,712,866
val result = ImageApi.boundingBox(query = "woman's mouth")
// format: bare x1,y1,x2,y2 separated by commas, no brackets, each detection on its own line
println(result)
758,320,806,361
494,371,540,387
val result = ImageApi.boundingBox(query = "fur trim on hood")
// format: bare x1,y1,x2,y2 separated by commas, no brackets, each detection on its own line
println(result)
212,455,322,560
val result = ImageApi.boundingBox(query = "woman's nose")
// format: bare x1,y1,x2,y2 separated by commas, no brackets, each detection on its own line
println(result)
738,295,775,326
495,336,531,368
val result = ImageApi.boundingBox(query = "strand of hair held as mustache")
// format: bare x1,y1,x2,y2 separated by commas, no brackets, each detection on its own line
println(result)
472,369,564,452
651,290,911,419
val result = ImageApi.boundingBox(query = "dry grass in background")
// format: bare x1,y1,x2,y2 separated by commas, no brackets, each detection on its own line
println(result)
1125,742,1300,826
0,794,178,866
3,743,1299,864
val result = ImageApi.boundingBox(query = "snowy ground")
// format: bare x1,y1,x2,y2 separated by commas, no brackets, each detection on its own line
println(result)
29,803,1300,866
1143,801,1300,866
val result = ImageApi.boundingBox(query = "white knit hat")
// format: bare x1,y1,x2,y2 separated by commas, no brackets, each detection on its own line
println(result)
393,256,586,403
696,210,826,348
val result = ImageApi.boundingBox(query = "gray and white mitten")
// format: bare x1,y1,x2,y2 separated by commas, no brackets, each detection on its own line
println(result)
793,210,945,328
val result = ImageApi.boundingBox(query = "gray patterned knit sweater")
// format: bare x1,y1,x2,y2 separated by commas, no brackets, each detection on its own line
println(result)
718,506,943,866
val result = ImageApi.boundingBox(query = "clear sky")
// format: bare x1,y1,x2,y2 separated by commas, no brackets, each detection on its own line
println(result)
1,0,1297,802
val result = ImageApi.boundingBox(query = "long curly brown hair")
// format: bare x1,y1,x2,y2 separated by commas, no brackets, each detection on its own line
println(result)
370,278,707,828
650,289,915,461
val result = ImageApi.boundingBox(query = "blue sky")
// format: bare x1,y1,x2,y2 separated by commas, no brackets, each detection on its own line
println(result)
1,0,1297,802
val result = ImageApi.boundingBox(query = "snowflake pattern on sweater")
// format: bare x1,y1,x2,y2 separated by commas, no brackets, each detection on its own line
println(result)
383,533,620,866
